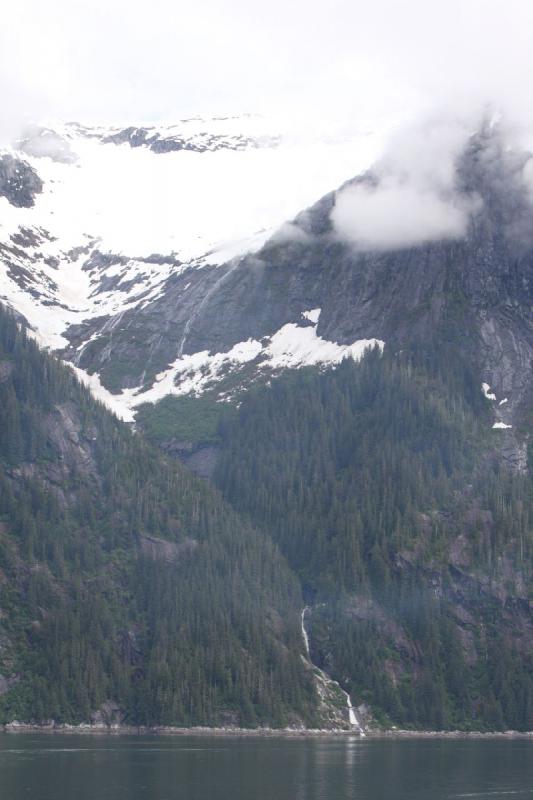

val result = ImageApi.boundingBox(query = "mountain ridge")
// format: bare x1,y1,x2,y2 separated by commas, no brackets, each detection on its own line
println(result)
0,118,532,732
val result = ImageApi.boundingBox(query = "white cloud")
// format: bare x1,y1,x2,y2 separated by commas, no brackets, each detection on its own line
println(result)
332,177,473,250
330,113,485,249
268,222,312,247
3,0,533,261
3,0,533,139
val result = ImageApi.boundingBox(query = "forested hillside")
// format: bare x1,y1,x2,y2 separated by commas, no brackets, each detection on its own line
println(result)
1,296,531,733
0,306,319,728
216,343,533,730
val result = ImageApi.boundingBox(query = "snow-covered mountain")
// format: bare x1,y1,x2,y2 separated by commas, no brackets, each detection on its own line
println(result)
0,115,385,418
1,117,532,474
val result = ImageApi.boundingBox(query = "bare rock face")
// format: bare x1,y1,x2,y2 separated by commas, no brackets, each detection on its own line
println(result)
46,403,100,479
0,155,43,207
101,125,276,153
1,125,529,475
159,440,219,479
57,130,532,472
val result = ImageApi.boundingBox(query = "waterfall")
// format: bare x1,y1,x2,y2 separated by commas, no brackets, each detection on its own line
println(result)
346,699,359,728
177,258,243,358
301,607,311,656
301,607,365,735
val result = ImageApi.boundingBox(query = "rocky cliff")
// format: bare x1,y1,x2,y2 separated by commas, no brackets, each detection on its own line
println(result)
56,129,533,474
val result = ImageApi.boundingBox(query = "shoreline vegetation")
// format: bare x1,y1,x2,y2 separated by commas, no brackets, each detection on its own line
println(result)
2,722,532,739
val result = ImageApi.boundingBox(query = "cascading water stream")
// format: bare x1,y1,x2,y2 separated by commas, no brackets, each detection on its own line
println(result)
301,607,311,655
301,607,365,735
177,258,243,358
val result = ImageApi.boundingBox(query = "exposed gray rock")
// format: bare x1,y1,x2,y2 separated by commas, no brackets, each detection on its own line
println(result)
5,126,525,473
0,155,43,208
159,439,219,479
180,445,219,479
46,403,100,482
90,701,125,727
101,125,276,154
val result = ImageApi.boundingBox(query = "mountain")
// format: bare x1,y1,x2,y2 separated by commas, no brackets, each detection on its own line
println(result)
0,118,532,732
0,116,381,416
2,122,530,465
132,123,532,730
0,304,332,729
215,349,533,730
130,126,533,474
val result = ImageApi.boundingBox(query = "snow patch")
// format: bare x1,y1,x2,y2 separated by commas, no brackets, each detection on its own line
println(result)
3,116,384,262
95,322,385,416
125,338,263,407
266,323,383,369
492,421,512,430
70,365,135,422
1,115,386,359
302,308,321,324
482,383,497,401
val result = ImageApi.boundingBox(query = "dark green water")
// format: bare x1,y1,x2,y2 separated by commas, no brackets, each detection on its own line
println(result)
0,734,532,800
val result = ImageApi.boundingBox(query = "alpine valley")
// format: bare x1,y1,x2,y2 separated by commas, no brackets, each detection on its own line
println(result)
0,116,531,733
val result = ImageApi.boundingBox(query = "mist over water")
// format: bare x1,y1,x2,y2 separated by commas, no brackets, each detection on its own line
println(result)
0,734,532,800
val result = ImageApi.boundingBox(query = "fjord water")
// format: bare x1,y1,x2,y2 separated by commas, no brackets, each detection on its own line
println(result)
0,735,532,800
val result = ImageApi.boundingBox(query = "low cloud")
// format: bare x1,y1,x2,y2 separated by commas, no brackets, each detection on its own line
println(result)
4,0,533,144
18,127,77,164
269,221,312,246
332,178,475,250
331,115,482,250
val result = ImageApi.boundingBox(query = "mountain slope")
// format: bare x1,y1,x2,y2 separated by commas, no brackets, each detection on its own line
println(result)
0,117,381,419
0,304,324,729
4,124,526,472
215,346,533,731
1,117,533,734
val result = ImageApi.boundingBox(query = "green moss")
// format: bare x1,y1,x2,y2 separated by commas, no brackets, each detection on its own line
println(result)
136,395,236,445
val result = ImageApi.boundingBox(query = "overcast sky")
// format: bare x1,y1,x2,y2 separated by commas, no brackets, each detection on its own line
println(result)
2,0,533,139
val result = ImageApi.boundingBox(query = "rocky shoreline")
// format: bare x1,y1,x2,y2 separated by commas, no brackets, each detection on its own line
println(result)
2,722,533,739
